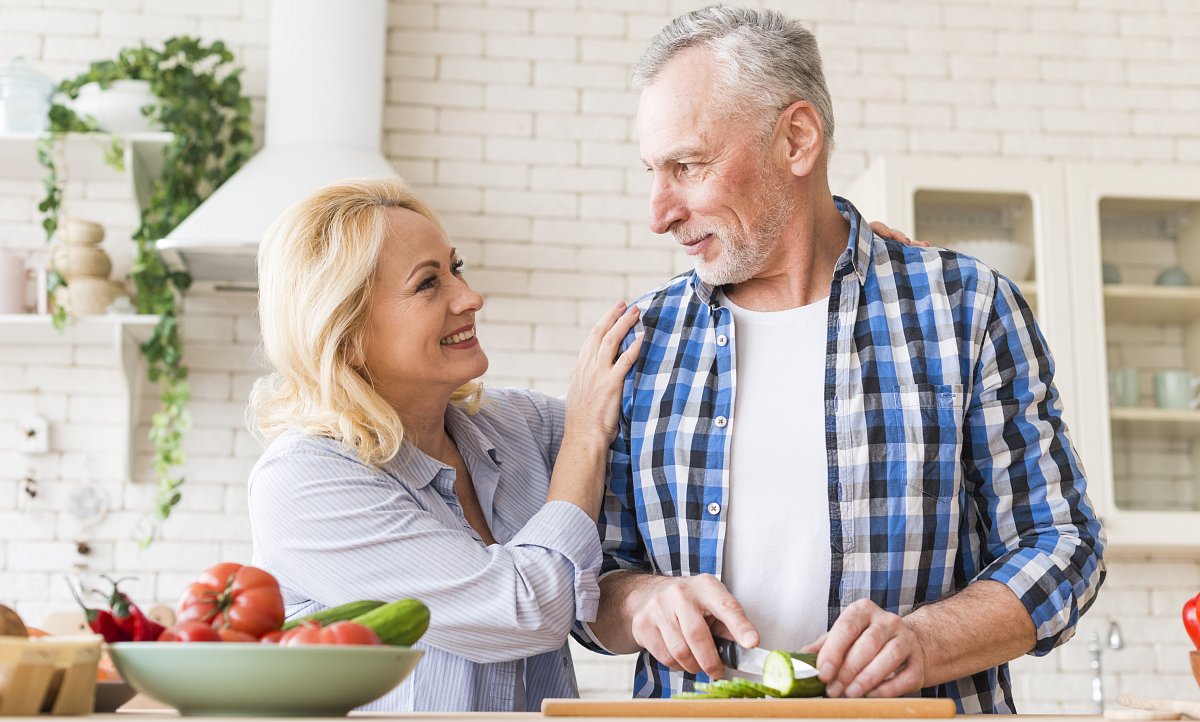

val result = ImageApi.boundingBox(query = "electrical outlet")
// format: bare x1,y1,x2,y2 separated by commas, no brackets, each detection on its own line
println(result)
17,415,49,454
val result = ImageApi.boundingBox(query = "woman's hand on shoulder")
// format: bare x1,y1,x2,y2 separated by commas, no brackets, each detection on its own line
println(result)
565,300,643,446
869,220,927,247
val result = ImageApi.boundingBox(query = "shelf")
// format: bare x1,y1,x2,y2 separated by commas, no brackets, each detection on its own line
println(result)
1,313,160,482
1110,406,1200,439
1103,284,1200,324
0,131,172,213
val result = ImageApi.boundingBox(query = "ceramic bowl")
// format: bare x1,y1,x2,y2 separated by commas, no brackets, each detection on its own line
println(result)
108,642,422,717
953,239,1034,282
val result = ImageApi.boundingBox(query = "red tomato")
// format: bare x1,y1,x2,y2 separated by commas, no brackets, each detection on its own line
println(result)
279,620,380,646
280,621,323,646
158,621,221,642
260,630,285,644
177,562,285,638
320,621,381,646
217,628,258,643
1184,593,1200,650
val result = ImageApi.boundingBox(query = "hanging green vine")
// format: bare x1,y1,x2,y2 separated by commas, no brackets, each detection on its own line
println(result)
38,37,254,544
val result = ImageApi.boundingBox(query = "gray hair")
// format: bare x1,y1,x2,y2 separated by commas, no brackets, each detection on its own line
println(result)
633,4,834,149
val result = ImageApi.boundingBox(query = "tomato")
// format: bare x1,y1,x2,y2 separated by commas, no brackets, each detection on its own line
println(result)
279,620,380,646
320,621,381,646
217,628,258,643
177,562,285,639
1184,593,1200,650
158,621,222,642
260,630,285,644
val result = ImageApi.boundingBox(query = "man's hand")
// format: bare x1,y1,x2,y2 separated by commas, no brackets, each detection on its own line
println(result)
802,598,927,699
630,574,759,680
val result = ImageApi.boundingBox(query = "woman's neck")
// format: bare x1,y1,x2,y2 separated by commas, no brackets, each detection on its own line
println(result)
393,394,456,463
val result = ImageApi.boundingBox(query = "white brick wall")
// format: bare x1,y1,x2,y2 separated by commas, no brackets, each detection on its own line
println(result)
2,0,1200,710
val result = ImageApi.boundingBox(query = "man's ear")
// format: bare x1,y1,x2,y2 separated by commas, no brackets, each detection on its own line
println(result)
779,100,824,178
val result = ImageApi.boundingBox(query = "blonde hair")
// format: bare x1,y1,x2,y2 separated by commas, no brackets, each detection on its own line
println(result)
249,177,482,466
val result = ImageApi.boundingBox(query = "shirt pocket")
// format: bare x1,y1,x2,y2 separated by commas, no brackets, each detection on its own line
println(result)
883,382,964,503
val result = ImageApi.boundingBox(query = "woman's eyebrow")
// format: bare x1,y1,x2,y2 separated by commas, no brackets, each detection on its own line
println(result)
406,259,440,282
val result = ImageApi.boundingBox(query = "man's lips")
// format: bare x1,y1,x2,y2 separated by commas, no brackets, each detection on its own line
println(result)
681,233,713,257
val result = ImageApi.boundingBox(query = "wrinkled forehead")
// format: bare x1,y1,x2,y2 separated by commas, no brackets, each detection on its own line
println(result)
636,49,729,167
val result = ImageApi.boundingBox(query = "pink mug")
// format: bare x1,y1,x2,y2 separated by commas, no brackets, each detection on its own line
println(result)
0,251,45,315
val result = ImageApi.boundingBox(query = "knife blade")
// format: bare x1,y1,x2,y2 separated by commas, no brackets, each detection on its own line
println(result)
713,637,820,679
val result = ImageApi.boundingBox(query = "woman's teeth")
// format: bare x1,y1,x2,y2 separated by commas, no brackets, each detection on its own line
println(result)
441,328,475,345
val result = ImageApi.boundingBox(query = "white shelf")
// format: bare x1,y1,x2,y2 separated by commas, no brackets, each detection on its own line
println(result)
1103,285,1200,324
0,131,172,212
1110,406,1200,439
1,313,160,482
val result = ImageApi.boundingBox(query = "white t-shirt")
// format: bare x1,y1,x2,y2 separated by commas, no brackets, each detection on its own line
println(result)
720,291,832,662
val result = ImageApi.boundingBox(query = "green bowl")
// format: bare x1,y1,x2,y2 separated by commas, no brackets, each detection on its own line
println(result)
108,642,422,717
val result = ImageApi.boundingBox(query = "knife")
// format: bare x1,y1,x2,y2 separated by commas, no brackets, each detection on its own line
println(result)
714,637,820,679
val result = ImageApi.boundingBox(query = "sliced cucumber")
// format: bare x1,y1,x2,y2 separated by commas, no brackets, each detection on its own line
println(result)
762,650,827,698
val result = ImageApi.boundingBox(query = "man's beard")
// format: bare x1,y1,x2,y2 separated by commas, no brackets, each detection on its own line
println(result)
676,168,797,287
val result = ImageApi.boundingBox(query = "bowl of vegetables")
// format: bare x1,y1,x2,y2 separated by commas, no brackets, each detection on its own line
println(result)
83,563,430,716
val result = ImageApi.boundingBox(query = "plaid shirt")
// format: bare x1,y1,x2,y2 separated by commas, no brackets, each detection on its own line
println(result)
576,197,1106,714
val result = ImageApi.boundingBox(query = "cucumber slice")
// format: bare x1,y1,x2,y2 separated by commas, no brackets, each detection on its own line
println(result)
724,678,770,698
694,680,741,698
762,650,800,697
671,692,716,699
762,650,827,698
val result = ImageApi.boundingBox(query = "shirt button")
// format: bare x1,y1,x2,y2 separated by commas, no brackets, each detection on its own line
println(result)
714,415,727,428
716,334,728,346
707,502,721,516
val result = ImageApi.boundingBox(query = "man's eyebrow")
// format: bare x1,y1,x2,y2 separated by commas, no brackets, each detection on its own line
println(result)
641,144,705,170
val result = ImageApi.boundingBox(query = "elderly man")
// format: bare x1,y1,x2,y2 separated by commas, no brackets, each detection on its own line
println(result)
575,5,1105,714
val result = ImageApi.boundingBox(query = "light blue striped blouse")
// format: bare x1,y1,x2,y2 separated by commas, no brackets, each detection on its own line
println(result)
247,387,601,712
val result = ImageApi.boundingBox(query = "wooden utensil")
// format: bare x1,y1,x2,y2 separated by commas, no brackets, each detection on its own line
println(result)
542,697,957,718
1117,694,1200,720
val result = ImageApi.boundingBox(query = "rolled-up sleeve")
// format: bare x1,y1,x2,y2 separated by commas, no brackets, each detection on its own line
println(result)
249,442,602,665
964,277,1106,655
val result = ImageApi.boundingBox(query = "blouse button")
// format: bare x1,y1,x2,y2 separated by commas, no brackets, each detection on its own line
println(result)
707,502,721,516
716,334,728,346
714,416,727,428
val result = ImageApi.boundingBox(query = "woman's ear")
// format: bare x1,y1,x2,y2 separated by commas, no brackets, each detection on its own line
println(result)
780,100,824,178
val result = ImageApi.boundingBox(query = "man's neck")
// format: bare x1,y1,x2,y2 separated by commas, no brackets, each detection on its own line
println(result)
722,192,849,312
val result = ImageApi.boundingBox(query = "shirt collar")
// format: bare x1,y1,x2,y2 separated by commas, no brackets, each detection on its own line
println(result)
686,195,873,306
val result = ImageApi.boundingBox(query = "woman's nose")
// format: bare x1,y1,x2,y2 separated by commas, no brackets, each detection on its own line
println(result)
452,275,484,314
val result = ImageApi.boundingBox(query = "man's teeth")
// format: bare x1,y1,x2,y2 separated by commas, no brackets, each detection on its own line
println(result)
441,328,475,345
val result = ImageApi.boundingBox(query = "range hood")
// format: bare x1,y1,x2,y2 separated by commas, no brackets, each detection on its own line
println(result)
157,0,397,288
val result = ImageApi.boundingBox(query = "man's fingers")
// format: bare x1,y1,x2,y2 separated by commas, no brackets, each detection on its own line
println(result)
830,621,892,696
865,662,921,699
697,579,758,648
816,601,873,683
640,627,680,672
841,636,907,698
676,606,724,679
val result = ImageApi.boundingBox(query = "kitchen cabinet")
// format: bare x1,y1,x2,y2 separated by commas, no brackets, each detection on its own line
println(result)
0,313,158,481
844,156,1200,552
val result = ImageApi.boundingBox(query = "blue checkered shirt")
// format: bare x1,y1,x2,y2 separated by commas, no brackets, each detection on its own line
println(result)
575,197,1106,714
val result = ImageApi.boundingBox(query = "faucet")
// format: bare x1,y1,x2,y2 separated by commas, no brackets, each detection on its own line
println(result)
1089,621,1124,713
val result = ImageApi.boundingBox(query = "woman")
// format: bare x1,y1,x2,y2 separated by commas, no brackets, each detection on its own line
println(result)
247,177,640,712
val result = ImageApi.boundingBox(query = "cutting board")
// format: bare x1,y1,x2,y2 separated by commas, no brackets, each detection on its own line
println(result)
541,697,957,718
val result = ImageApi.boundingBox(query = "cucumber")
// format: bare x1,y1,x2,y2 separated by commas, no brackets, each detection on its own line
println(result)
350,598,430,646
281,600,386,631
762,650,826,698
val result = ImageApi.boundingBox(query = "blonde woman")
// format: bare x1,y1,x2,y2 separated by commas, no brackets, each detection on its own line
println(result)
247,178,641,712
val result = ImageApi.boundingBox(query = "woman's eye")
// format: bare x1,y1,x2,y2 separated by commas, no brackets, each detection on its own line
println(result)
416,276,437,292
452,259,465,275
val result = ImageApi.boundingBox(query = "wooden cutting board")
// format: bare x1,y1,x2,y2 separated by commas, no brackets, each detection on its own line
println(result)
541,697,957,718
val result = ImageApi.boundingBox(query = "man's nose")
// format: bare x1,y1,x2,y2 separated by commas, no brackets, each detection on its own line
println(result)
648,178,687,235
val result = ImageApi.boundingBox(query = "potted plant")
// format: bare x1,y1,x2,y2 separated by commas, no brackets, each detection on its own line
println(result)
38,37,254,543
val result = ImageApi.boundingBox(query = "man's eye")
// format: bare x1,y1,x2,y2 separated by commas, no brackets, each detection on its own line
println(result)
677,163,691,176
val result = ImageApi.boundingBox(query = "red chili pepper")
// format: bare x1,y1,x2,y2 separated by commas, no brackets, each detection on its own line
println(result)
103,576,166,642
1184,593,1200,650
85,608,134,643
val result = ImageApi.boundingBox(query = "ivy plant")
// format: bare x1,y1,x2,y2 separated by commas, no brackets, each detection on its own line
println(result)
38,37,254,544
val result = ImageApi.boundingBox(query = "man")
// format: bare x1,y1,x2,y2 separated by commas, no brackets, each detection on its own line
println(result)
574,5,1105,714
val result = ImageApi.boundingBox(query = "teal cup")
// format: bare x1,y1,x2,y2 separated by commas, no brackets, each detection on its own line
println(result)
1154,370,1199,410
1108,368,1138,407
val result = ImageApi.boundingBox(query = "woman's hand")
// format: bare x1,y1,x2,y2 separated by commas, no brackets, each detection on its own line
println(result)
564,301,643,446
869,221,927,247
